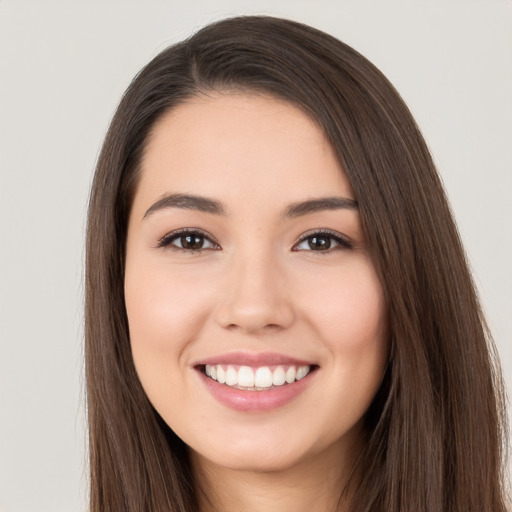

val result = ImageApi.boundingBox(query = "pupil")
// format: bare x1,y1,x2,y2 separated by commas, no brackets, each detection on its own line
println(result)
309,236,330,250
182,234,203,249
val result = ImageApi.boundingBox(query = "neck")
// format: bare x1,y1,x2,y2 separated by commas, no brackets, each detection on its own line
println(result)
191,437,361,512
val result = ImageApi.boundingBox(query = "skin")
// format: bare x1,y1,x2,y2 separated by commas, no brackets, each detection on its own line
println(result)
124,92,388,512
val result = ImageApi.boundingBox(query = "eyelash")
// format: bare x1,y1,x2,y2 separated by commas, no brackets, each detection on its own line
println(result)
157,228,353,253
157,228,220,252
293,229,353,252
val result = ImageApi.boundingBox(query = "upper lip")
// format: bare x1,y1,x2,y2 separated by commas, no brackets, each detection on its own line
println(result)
193,351,316,367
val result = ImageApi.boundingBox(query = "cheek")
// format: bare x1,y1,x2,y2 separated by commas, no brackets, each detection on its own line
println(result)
301,258,387,352
123,260,219,423
124,261,213,375
307,264,388,431
300,257,388,408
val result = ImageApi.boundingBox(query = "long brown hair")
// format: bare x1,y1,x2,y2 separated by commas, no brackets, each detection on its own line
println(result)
85,15,508,511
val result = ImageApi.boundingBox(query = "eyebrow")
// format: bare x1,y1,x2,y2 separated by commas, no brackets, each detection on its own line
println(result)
143,193,225,218
143,193,358,219
284,196,358,217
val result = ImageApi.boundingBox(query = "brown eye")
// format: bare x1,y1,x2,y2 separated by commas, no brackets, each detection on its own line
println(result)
180,234,205,250
294,230,353,252
159,230,218,251
307,235,332,251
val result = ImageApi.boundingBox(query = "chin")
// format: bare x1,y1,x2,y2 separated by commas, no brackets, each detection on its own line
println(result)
193,445,309,474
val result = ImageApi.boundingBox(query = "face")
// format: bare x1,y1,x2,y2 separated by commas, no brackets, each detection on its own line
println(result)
124,92,388,475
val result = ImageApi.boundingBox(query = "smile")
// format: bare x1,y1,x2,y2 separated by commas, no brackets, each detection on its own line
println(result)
195,353,318,412
204,364,311,390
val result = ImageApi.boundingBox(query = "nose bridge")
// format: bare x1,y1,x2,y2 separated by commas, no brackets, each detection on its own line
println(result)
216,242,295,333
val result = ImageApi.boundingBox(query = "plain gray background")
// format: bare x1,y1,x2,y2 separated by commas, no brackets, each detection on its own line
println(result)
0,1,510,511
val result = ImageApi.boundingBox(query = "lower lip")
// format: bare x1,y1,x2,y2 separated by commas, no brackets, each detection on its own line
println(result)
198,369,316,412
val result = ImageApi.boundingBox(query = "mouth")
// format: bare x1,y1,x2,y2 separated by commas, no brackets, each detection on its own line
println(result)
193,353,318,412
199,363,316,391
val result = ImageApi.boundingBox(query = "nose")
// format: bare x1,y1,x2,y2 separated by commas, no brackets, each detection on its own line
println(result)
214,251,296,334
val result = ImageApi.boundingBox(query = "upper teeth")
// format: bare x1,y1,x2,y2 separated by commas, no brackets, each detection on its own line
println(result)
205,364,311,390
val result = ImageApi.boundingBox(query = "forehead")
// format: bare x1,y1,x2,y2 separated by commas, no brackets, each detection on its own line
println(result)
136,92,353,212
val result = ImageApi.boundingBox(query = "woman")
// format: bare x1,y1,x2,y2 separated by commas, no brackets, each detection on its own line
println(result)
85,15,508,512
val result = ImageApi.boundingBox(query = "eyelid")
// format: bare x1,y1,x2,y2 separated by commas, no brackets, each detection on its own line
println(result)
292,229,353,251
157,227,220,250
